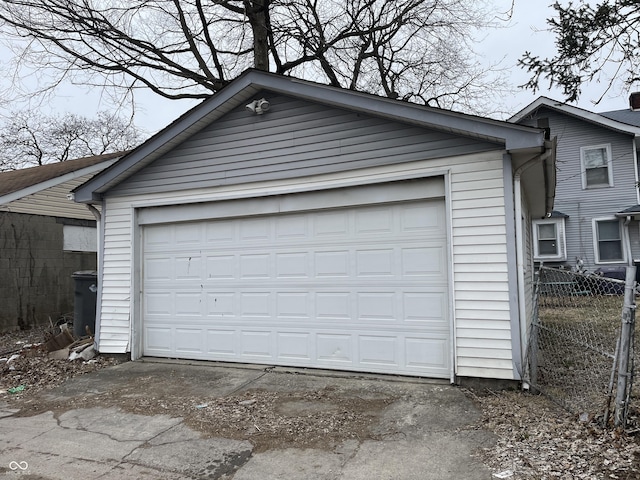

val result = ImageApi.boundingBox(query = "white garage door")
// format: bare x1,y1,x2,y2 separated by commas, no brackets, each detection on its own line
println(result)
141,189,450,377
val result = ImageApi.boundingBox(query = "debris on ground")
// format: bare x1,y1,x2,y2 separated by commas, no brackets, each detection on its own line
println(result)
0,324,123,398
469,389,640,479
2,325,640,477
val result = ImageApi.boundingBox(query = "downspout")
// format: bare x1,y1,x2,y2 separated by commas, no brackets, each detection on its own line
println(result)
623,216,633,267
86,203,103,351
514,148,553,385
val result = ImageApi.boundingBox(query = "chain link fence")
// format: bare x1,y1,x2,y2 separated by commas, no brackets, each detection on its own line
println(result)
525,266,637,427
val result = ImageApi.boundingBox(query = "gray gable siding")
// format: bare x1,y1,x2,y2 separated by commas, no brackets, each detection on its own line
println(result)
110,92,500,196
521,107,639,270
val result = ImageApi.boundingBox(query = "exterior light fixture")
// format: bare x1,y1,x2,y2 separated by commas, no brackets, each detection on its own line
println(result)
245,98,270,114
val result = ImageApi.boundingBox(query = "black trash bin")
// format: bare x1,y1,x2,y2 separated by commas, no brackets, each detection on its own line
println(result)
72,270,98,337
594,266,626,295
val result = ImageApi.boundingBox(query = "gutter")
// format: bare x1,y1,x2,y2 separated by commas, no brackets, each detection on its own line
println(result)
85,203,103,352
513,143,554,386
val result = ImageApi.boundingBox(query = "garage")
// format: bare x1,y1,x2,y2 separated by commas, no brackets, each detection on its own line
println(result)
140,179,451,377
73,70,556,381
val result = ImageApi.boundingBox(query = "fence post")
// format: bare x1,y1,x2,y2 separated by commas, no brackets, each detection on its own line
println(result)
615,266,637,428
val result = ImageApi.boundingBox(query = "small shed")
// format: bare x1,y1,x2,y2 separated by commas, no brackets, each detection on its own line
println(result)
74,71,555,382
0,154,121,330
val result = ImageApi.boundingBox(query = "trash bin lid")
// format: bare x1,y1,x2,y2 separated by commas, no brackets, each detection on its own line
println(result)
72,270,98,278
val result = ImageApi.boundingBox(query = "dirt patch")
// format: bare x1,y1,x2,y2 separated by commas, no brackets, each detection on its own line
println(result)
184,388,391,452
2,327,393,452
11,378,391,453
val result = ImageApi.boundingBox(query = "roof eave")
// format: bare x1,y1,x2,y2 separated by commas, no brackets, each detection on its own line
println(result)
1,158,119,206
510,97,640,137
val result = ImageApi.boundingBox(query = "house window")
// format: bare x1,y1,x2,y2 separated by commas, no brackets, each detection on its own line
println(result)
581,144,613,188
593,219,624,263
533,218,566,261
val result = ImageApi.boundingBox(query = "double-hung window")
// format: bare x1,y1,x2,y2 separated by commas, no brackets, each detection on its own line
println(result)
532,218,566,261
593,218,624,263
581,144,613,188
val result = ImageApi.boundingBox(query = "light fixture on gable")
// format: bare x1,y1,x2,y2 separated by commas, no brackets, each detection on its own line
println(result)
246,98,270,115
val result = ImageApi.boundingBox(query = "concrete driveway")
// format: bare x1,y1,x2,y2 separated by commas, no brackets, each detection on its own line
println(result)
0,360,496,479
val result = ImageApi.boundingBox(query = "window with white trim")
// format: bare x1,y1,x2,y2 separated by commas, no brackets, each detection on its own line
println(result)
581,144,613,188
593,218,624,263
533,218,566,261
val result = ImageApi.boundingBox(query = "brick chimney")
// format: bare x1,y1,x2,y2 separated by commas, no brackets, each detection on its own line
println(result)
630,92,640,110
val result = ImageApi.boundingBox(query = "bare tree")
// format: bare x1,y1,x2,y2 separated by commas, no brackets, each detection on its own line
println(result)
0,110,143,170
0,0,508,114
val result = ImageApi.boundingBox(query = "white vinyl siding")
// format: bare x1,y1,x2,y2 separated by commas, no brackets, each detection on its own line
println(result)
98,151,515,380
581,144,613,189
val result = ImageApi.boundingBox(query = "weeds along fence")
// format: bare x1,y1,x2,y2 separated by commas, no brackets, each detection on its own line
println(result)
526,266,637,428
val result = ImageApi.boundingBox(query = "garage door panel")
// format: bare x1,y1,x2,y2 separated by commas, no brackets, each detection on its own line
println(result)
276,214,309,239
145,292,173,315
175,256,202,280
142,196,451,377
240,217,270,241
206,255,236,279
275,253,309,278
317,333,352,363
206,329,237,356
277,332,312,360
240,292,271,317
356,249,394,277
145,327,173,353
315,251,349,277
405,335,449,370
240,331,273,357
401,246,446,276
276,292,311,318
355,208,393,234
356,293,396,321
315,211,349,237
359,335,398,366
175,328,205,354
205,292,235,316
145,257,173,280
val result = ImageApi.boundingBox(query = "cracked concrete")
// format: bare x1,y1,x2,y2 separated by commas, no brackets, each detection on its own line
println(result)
0,362,497,479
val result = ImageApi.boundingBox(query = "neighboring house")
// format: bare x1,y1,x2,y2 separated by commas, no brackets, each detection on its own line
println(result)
0,153,122,331
510,96,640,274
73,70,555,383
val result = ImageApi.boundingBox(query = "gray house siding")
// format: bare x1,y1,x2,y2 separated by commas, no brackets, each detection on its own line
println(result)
520,107,639,271
110,92,500,196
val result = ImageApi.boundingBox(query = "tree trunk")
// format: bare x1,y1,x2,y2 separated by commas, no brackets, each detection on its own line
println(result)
244,0,270,71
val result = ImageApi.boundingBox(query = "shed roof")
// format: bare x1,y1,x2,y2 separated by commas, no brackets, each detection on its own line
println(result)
0,152,124,219
0,152,125,199
74,70,550,204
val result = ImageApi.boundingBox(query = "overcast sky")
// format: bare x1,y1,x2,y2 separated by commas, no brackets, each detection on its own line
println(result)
0,1,632,134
